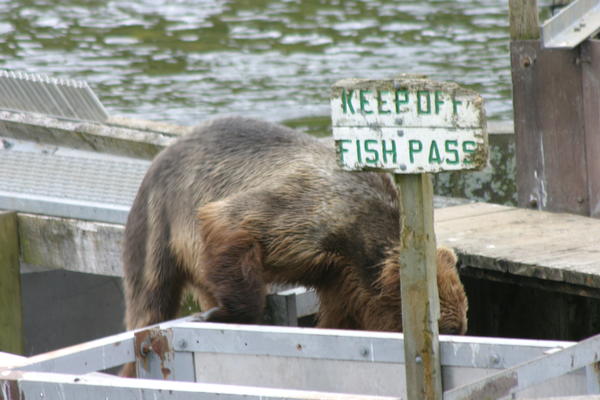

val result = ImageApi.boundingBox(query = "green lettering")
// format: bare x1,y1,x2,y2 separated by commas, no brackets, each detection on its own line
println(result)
377,90,391,114
359,90,373,114
445,140,459,165
395,89,409,113
381,139,397,164
364,139,379,164
356,139,362,163
452,97,463,114
462,140,476,164
417,90,431,114
342,89,355,114
434,90,444,114
408,140,423,163
337,139,352,163
428,141,441,164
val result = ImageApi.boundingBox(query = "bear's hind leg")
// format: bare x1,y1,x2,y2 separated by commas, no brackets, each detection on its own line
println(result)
197,203,267,324
123,247,187,331
199,237,266,323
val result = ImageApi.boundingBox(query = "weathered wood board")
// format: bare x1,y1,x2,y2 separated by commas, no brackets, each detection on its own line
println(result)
18,213,125,277
436,203,600,291
0,111,187,159
13,204,600,295
582,40,600,217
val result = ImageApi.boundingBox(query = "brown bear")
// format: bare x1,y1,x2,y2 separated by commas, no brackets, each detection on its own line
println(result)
120,117,467,375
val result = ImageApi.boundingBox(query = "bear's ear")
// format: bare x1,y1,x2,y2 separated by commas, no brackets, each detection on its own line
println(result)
436,246,458,272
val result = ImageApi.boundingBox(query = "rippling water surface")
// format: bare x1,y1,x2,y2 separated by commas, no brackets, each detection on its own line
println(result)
0,0,540,130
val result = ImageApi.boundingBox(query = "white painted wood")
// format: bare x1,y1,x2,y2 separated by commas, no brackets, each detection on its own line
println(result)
334,126,485,173
331,80,484,129
331,78,488,173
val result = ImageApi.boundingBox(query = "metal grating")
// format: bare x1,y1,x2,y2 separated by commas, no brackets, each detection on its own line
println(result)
0,70,109,122
0,146,466,224
0,150,150,224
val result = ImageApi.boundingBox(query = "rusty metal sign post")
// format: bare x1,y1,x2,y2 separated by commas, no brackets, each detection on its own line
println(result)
331,76,487,399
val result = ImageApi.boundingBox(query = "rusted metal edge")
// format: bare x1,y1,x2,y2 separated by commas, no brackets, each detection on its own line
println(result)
134,327,174,380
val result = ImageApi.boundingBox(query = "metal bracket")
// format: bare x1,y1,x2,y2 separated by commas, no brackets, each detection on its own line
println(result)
134,327,195,382
542,0,600,49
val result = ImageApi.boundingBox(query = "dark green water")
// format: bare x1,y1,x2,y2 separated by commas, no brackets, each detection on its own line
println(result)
0,0,550,130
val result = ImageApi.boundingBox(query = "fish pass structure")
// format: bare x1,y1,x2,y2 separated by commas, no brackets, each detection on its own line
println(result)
1,316,600,399
3,5,600,392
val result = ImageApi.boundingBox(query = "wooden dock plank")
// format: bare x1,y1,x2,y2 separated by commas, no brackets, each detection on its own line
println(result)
434,202,514,222
11,202,600,298
436,203,600,290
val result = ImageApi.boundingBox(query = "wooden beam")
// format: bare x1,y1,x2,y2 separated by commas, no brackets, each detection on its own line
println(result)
396,174,442,400
581,40,600,217
17,213,124,277
0,211,23,355
0,111,187,160
509,0,540,40
511,41,588,215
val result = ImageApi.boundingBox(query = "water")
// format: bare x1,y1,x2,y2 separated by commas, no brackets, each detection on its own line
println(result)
0,0,535,132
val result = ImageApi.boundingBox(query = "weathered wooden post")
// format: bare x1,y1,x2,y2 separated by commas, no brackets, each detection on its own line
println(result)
0,211,24,355
331,77,487,399
510,0,600,217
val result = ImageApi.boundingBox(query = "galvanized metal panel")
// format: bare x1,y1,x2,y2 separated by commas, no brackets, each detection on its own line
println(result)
443,366,588,398
278,287,319,318
17,318,191,374
192,351,587,397
1,370,397,400
542,0,600,49
8,320,597,398
0,70,109,122
13,320,574,374
193,352,407,397
444,332,600,399
18,331,135,374
168,323,572,369
0,192,131,224
172,323,406,363
0,149,149,223
331,78,487,174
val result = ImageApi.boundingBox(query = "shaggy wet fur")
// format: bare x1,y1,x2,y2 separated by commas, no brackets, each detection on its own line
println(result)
121,117,468,376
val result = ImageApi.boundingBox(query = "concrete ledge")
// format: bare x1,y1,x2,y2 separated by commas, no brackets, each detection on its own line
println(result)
0,111,190,159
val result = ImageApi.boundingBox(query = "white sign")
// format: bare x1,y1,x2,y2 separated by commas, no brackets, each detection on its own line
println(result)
331,77,488,174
